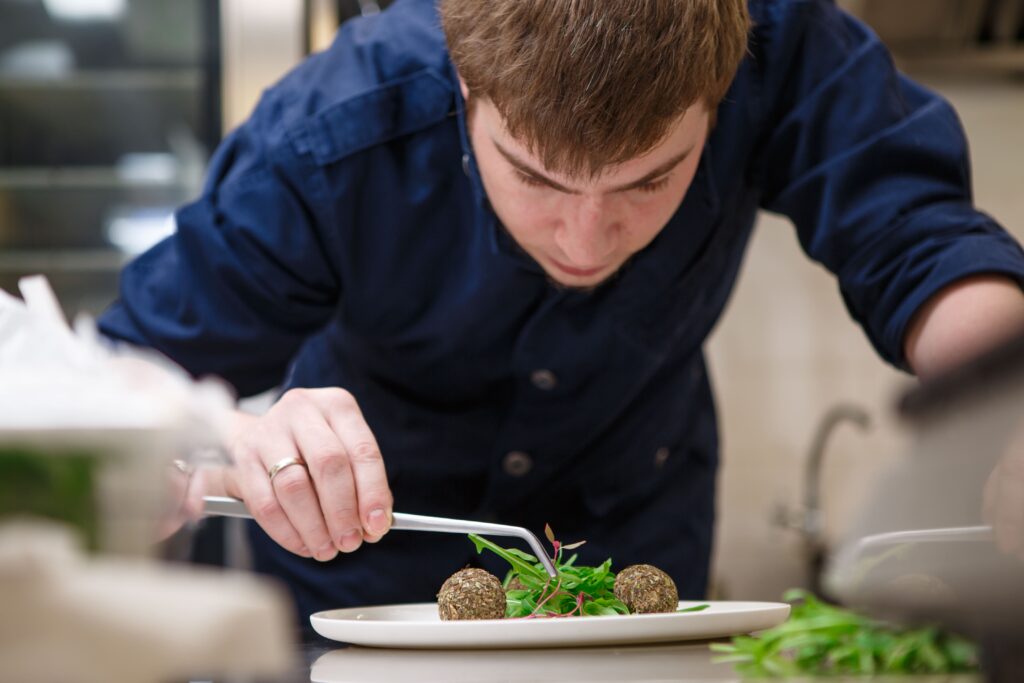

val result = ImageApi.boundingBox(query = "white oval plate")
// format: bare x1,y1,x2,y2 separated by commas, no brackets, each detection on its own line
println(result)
310,600,789,649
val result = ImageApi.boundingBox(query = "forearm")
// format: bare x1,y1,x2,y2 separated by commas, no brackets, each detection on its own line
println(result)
904,274,1024,379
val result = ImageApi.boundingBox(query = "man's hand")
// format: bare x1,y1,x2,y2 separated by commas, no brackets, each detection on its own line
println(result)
905,274,1024,561
156,458,207,542
983,429,1024,562
211,388,394,561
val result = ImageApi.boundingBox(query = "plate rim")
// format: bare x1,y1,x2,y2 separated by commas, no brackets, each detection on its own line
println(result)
309,600,791,649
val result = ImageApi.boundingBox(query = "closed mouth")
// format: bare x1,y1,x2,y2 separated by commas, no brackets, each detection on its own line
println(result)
549,258,608,277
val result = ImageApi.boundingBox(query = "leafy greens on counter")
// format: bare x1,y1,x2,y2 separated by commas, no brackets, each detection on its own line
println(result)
710,589,979,676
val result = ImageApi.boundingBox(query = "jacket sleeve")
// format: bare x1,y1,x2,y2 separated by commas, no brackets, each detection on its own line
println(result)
98,93,347,397
751,0,1024,370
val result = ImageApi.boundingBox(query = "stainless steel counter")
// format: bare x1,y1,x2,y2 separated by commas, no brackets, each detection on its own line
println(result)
253,640,982,683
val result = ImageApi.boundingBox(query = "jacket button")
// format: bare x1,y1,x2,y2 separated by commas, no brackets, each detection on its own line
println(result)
461,153,471,176
530,369,558,391
654,447,670,468
502,451,533,477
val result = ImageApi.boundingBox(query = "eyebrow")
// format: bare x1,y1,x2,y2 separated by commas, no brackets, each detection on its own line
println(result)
491,138,697,194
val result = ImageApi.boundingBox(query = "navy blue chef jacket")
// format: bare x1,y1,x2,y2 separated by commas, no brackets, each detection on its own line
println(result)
100,0,1024,620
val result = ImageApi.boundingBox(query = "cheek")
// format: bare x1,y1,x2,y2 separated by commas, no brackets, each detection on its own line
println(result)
500,198,554,241
618,194,683,246
620,164,701,245
482,174,560,243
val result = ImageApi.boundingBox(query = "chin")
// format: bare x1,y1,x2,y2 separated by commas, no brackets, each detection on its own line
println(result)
544,267,622,292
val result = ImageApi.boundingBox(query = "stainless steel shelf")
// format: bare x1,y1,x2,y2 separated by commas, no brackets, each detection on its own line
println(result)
0,249,127,273
0,167,191,190
0,69,204,91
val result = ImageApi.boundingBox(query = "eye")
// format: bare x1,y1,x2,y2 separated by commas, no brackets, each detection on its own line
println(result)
515,171,547,188
635,176,671,194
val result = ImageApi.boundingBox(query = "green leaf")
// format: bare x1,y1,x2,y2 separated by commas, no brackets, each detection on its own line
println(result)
677,604,710,613
709,643,739,653
469,534,544,580
711,653,755,665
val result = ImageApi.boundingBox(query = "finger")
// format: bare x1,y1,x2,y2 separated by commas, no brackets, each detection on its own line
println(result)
263,438,337,562
225,442,312,559
994,456,1024,557
323,391,393,543
982,463,1000,527
291,416,363,553
181,466,210,523
155,463,192,542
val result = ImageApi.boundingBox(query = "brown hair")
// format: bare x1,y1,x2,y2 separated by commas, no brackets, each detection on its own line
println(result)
441,0,750,179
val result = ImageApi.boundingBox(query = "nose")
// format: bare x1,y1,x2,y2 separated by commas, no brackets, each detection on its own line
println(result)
554,195,619,268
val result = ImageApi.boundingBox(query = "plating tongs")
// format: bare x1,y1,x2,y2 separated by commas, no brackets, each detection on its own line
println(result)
202,496,558,578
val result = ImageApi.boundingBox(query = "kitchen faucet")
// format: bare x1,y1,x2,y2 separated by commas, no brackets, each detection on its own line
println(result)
774,403,872,597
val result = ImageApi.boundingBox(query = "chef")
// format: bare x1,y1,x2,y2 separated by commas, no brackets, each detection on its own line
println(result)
99,0,1024,621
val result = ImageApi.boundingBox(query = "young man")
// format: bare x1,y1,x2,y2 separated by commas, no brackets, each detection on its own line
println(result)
99,0,1024,620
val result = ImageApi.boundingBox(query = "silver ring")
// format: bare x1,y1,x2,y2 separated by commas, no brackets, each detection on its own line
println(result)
268,456,306,482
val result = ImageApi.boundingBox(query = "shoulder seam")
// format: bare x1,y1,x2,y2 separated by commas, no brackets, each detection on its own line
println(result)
288,67,454,166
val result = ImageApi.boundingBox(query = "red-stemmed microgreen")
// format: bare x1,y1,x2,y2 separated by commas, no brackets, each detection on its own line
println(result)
468,528,629,618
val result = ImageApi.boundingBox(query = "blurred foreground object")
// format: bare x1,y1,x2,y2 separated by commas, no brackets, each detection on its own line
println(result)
827,329,1024,681
0,276,295,681
0,521,294,683
0,275,231,553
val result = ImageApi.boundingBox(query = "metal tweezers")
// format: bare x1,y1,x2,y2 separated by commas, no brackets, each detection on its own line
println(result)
202,496,558,578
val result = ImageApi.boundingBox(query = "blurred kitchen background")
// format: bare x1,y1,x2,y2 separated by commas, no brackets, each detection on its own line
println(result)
711,0,1024,603
0,0,1021,597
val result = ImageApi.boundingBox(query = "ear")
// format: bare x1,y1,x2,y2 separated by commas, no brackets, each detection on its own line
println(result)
457,75,470,101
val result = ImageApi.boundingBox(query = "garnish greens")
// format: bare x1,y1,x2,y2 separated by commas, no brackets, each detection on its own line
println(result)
468,524,709,618
710,589,978,677
0,448,98,550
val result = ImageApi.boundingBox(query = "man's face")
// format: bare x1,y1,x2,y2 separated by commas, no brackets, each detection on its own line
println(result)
466,93,710,288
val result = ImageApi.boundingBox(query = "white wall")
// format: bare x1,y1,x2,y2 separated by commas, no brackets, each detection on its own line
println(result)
220,0,305,131
707,72,1024,600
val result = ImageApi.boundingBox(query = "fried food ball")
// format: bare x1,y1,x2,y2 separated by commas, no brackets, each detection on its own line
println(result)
437,568,507,620
614,564,679,614
505,577,528,592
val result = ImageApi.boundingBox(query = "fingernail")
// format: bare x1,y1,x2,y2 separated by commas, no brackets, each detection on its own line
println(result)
300,546,312,557
316,542,338,562
368,507,389,534
339,529,362,552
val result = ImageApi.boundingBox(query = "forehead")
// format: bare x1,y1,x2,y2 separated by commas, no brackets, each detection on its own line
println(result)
477,98,708,183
